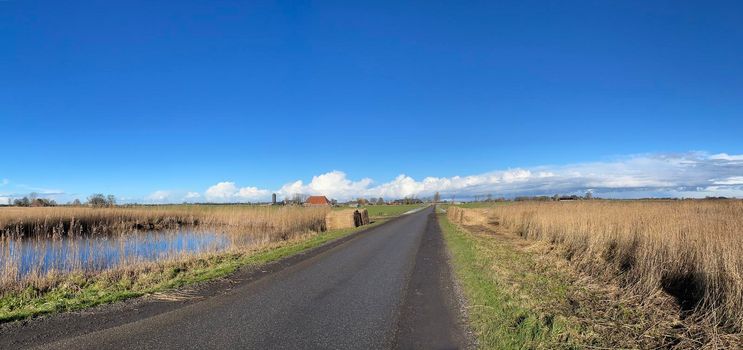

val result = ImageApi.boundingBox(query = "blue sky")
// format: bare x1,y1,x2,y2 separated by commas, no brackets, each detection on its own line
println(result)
2,1,742,203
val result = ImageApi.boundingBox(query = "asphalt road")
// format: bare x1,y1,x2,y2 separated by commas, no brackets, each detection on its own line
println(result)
1,206,468,349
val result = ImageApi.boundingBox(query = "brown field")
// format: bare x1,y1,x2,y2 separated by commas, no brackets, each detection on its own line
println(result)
447,200,743,335
0,205,329,238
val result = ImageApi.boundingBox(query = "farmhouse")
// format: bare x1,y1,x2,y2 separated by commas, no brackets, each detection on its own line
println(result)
305,195,331,206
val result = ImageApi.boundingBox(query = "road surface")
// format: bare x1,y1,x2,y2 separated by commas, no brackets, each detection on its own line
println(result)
0,206,468,349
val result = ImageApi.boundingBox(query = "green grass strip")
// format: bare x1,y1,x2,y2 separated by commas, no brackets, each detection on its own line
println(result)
438,213,581,349
332,204,425,218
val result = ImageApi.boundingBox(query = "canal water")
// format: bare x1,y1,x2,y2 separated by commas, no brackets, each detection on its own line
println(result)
0,228,232,278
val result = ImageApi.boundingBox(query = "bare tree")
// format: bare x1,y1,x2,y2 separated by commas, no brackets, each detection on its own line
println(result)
87,193,108,207
290,193,309,205
433,192,441,203
13,197,30,207
106,195,116,207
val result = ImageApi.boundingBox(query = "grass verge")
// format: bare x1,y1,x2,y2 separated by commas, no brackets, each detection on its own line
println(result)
438,212,581,349
0,221,384,323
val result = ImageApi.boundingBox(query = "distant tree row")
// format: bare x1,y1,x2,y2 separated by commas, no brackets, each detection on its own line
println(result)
12,193,57,207
10,193,116,208
355,197,386,205
392,196,423,205
464,191,597,202
469,194,508,202
505,192,597,202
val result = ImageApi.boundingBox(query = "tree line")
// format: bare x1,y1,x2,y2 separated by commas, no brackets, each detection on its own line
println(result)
9,193,117,208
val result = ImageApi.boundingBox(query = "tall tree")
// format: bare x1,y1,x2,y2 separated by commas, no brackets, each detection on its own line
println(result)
87,193,107,207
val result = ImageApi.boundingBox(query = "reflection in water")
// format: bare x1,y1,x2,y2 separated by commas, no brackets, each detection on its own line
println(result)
1,228,236,278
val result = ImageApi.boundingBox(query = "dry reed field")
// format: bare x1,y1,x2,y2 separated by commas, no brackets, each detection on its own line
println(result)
0,206,330,290
447,201,743,337
0,205,328,238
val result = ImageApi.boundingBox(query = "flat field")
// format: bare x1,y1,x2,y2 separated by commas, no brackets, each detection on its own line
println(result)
0,205,329,238
443,200,743,348
362,204,425,218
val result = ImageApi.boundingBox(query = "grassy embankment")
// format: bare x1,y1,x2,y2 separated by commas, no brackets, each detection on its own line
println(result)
0,205,383,322
440,201,743,348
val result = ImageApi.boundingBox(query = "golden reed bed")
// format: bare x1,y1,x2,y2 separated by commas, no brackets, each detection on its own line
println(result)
447,200,743,333
0,205,329,238
0,205,330,289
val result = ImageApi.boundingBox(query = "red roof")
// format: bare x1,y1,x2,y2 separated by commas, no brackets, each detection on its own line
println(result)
306,196,331,205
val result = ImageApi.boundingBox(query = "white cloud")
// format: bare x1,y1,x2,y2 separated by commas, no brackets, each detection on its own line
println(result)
368,174,424,198
713,176,743,185
276,171,373,200
270,153,743,200
146,190,172,203
205,182,239,201
237,186,269,199
144,190,203,203
205,182,270,202
197,152,743,203
709,153,743,161
205,182,237,200
185,192,201,199
277,180,304,199
15,150,741,204
13,151,743,204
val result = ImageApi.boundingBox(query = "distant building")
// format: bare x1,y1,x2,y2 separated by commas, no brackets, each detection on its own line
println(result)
272,193,277,205
305,195,331,206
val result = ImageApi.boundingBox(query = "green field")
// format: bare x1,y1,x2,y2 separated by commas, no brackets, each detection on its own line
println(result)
358,204,426,218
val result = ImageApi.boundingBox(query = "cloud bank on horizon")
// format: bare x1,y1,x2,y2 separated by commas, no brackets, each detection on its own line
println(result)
162,152,743,203
3,152,743,204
